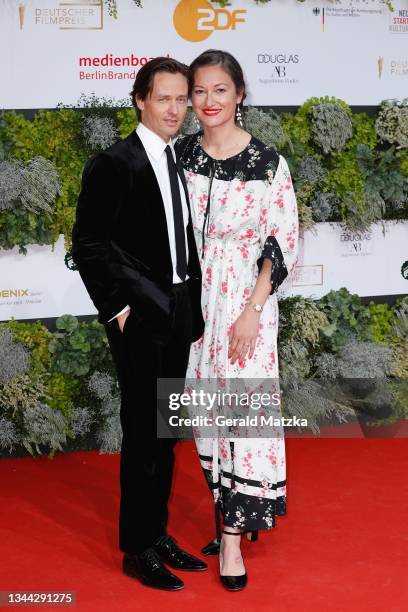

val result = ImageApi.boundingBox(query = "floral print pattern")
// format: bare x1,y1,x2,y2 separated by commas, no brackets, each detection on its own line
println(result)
176,133,299,531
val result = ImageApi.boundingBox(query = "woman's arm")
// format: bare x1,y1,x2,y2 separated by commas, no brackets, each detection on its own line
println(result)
228,259,272,364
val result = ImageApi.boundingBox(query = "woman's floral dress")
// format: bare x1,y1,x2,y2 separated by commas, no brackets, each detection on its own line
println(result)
176,133,299,533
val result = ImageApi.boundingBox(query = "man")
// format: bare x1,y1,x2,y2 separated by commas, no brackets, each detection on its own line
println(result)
71,57,206,591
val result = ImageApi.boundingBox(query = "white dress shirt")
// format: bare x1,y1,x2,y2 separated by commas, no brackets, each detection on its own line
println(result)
109,122,190,322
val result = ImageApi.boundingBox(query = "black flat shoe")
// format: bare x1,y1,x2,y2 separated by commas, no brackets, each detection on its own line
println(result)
123,549,184,591
219,530,248,592
201,539,220,556
154,534,208,572
245,530,258,542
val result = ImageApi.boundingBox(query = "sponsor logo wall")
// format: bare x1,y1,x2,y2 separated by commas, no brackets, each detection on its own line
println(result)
0,0,407,108
1,1,407,320
0,237,96,320
279,221,408,300
0,222,406,321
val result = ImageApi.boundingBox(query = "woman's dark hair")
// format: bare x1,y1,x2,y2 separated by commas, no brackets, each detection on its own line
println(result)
188,49,247,107
130,57,189,120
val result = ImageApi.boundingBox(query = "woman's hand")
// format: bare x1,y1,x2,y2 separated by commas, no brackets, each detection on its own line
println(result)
228,307,261,364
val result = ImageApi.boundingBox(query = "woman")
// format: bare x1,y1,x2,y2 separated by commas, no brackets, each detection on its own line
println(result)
176,50,299,591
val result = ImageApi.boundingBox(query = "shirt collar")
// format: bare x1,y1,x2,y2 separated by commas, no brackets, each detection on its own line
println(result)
136,122,176,162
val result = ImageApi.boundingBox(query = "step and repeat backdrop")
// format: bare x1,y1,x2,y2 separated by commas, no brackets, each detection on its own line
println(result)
1,0,408,107
0,222,406,320
0,0,407,320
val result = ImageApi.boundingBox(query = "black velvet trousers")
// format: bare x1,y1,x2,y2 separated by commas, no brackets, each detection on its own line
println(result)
104,282,192,554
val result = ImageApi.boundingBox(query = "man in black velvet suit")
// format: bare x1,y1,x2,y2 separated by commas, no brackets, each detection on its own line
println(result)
71,57,206,591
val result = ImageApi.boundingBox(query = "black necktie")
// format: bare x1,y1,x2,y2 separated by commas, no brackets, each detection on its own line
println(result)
165,145,187,281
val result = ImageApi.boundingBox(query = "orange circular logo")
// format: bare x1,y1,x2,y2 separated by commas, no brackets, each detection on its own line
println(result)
173,0,214,42
173,1,247,43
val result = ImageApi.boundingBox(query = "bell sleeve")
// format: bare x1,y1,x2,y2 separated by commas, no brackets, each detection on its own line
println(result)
257,154,299,295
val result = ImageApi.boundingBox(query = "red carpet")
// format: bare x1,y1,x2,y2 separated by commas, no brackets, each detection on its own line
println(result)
1,438,408,612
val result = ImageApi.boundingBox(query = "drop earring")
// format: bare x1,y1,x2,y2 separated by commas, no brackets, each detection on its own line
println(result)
236,104,243,128
193,113,201,130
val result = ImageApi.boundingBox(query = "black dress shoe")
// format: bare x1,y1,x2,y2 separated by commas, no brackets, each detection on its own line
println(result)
219,530,247,591
154,535,208,572
201,539,220,556
123,549,184,591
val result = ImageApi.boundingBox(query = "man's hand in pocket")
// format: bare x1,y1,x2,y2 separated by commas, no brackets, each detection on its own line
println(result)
117,309,130,333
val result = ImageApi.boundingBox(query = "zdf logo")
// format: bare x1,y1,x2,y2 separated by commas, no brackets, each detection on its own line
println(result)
173,0,246,42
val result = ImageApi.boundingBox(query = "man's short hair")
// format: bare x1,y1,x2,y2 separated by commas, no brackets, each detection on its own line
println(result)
130,57,189,121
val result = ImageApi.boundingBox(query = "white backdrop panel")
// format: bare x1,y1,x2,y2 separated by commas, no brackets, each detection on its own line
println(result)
0,0,407,108
0,237,97,320
0,222,406,321
279,221,408,299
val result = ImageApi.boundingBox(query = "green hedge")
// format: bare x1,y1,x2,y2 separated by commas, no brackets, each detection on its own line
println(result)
1,290,407,457
0,97,407,253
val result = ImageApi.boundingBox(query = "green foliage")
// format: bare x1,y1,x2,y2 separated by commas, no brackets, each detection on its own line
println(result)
280,96,408,231
311,102,353,154
279,296,330,349
0,157,61,214
49,315,111,377
244,106,291,151
104,0,118,18
317,288,371,352
117,108,138,139
356,145,408,220
1,288,406,455
392,296,408,342
0,317,113,456
367,302,394,344
376,99,408,148
4,320,77,419
46,372,79,418
1,95,407,251
278,296,330,386
279,97,387,231
390,342,408,379
0,374,46,417
0,207,55,253
398,148,408,177
281,97,352,158
280,111,312,156
349,113,377,149
2,109,87,250
7,320,52,369
324,150,367,227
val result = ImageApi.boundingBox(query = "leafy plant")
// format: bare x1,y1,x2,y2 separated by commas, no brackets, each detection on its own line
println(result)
244,106,291,151
88,371,121,453
367,302,395,344
376,99,408,148
324,147,372,230
82,116,118,151
116,108,138,139
22,403,67,457
278,296,330,385
48,315,111,377
311,103,353,154
356,144,408,220
316,288,371,352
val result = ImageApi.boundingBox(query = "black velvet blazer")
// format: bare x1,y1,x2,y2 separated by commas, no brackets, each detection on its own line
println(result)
71,131,204,342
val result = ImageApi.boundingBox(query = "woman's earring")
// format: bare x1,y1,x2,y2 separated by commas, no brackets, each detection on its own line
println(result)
193,113,201,130
236,105,243,127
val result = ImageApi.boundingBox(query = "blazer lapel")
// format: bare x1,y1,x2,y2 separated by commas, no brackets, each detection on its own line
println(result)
127,131,172,269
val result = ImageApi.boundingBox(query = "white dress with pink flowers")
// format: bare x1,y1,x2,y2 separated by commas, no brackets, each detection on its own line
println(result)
176,133,299,532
